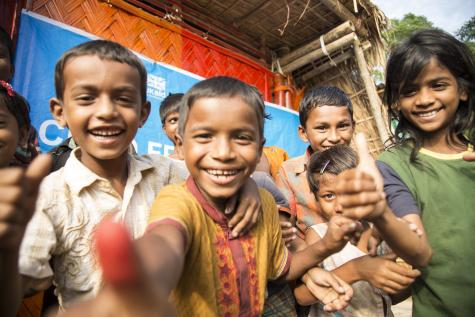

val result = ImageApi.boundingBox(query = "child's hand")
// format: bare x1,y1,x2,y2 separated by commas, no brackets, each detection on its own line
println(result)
302,267,353,312
355,253,421,294
280,220,297,247
322,215,362,253
335,133,387,221
0,154,51,250
227,178,261,238
57,221,174,317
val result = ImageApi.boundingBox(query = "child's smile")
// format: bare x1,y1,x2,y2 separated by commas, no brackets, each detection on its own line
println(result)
398,58,467,139
180,96,262,211
51,55,149,171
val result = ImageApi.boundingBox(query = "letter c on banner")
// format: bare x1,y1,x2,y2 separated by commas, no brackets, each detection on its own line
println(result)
39,119,65,146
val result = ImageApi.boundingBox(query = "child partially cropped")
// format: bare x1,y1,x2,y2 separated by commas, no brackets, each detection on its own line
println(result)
0,41,258,315
295,145,421,317
159,93,183,159
59,76,359,317
276,86,355,247
376,29,475,316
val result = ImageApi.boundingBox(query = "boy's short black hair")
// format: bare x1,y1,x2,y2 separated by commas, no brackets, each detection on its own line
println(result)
306,144,357,194
159,93,184,124
178,76,266,139
54,40,148,103
299,86,353,127
0,83,31,132
0,26,13,66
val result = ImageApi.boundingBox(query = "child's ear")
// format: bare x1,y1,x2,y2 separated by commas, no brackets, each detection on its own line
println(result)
139,101,151,127
460,88,468,102
298,125,309,143
50,98,67,128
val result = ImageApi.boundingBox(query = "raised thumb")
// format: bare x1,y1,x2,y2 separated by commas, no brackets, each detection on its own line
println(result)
355,133,383,190
95,220,140,286
24,154,52,191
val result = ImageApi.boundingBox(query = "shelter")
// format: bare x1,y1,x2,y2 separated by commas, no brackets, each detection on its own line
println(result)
1,0,390,154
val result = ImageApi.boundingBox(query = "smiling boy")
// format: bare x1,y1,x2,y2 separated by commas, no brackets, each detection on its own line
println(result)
2,40,189,311
66,77,357,317
276,86,355,243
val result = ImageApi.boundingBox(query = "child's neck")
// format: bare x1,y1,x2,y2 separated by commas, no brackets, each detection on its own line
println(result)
421,129,466,154
79,151,129,197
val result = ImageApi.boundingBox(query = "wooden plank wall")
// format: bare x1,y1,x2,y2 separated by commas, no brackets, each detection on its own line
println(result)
28,0,274,101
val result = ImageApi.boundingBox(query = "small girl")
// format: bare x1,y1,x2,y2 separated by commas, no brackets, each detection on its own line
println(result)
378,29,475,316
294,145,420,317
0,80,33,167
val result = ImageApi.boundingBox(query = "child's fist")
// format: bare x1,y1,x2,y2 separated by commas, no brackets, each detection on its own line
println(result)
322,215,362,253
0,154,51,250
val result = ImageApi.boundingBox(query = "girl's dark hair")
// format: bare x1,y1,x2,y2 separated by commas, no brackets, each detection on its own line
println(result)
384,29,475,161
0,26,13,65
0,83,31,132
178,76,268,139
306,145,358,194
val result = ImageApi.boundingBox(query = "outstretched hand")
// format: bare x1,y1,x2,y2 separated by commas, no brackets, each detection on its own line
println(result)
335,133,387,221
58,221,174,317
302,267,353,312
0,154,51,250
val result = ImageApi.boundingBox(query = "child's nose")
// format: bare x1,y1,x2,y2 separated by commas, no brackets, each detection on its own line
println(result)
328,128,341,143
211,138,236,161
415,88,435,107
96,97,119,119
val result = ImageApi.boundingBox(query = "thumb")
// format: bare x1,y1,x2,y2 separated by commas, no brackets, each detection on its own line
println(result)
355,133,383,190
24,154,52,192
95,220,140,286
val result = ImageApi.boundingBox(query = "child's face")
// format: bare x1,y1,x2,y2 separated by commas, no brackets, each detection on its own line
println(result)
299,105,354,152
397,58,467,137
0,100,20,167
51,55,150,167
162,111,179,144
314,173,341,220
0,44,13,82
179,96,262,211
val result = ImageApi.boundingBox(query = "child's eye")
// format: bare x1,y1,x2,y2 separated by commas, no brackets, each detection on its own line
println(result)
314,126,327,132
76,95,95,104
337,122,351,129
117,96,135,105
321,193,336,200
432,82,448,90
194,133,212,142
234,135,254,145
168,118,178,124
401,87,417,97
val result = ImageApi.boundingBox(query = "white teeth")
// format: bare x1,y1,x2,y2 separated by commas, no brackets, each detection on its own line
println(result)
416,109,439,117
206,169,239,176
90,129,122,136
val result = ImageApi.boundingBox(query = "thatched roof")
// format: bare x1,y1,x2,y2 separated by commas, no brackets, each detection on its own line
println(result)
127,0,389,81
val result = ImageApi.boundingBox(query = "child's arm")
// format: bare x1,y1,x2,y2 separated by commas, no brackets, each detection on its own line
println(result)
293,228,352,308
284,215,361,281
332,253,420,294
58,221,177,317
0,155,51,317
335,134,432,268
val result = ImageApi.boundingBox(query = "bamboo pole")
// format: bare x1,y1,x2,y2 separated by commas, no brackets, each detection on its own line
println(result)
282,32,357,73
280,21,355,66
319,0,368,36
300,41,371,81
353,39,389,144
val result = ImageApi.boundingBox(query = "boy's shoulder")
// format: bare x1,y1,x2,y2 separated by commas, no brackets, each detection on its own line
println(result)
279,153,308,174
139,154,188,176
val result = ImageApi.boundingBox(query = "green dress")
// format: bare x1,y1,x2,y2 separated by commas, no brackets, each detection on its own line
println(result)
379,145,475,317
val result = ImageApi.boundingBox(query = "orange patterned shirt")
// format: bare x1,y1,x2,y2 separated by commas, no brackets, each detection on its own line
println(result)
148,178,291,317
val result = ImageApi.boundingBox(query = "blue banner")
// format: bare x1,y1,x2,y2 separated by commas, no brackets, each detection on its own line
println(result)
13,11,307,158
